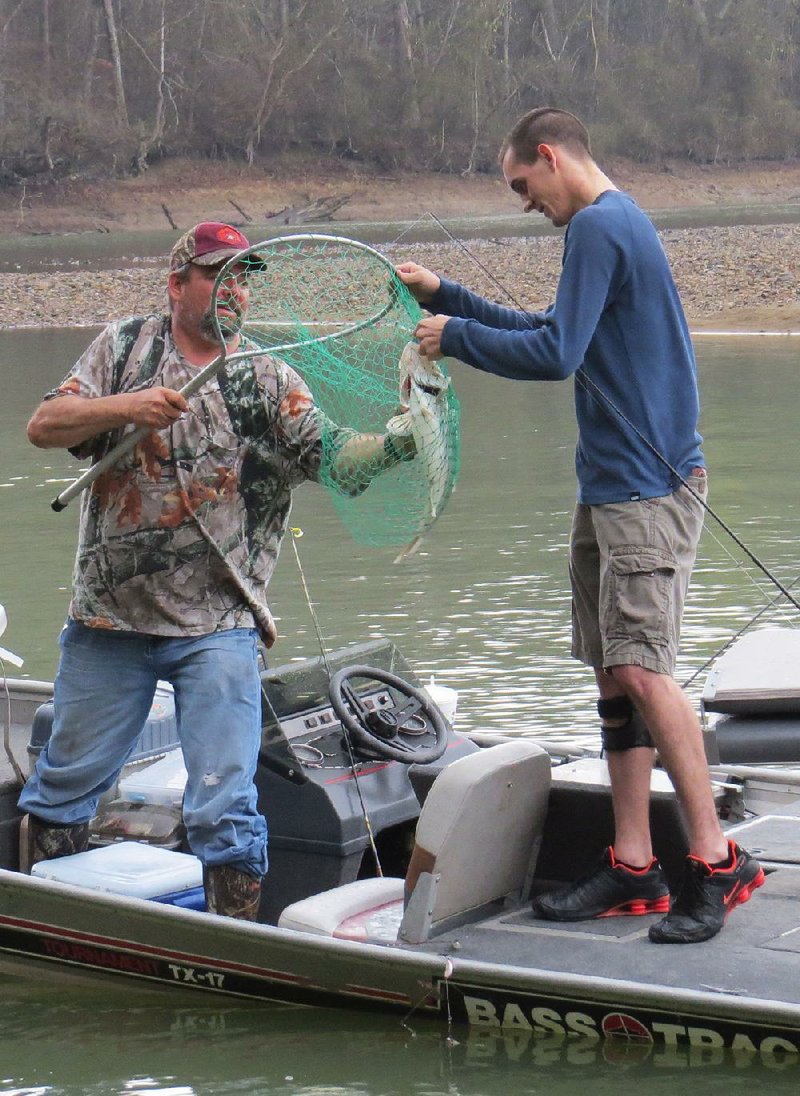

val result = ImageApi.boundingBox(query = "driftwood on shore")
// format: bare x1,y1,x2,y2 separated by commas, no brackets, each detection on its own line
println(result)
228,199,252,222
264,194,351,224
156,194,350,232
160,203,178,229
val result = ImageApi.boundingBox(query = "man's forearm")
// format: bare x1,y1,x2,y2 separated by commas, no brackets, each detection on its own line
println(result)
27,386,187,450
27,394,135,450
329,432,414,495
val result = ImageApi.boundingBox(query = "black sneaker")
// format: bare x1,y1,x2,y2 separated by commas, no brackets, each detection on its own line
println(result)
531,846,670,922
648,840,765,944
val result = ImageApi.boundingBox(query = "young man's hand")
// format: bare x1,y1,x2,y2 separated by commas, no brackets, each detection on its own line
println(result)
395,262,441,304
414,314,450,360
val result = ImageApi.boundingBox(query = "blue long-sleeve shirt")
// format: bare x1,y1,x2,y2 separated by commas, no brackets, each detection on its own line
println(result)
432,190,704,505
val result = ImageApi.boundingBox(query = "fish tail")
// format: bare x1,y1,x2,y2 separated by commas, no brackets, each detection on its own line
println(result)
394,535,424,563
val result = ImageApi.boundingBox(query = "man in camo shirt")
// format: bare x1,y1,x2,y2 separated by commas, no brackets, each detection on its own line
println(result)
20,221,413,918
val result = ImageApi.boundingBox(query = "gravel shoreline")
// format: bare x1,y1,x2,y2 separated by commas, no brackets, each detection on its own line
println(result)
3,222,799,331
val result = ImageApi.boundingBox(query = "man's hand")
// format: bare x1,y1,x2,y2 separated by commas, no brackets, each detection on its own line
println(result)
414,314,450,360
395,262,441,304
125,387,188,429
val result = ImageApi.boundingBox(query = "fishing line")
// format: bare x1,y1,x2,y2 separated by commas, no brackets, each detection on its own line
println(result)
390,213,437,247
424,211,800,615
676,517,799,692
681,569,800,691
698,511,788,608
286,528,384,877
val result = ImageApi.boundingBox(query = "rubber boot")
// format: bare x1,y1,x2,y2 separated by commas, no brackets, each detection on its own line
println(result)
203,864,262,921
19,814,90,874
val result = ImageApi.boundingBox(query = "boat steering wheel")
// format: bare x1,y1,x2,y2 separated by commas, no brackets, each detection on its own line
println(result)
329,665,449,764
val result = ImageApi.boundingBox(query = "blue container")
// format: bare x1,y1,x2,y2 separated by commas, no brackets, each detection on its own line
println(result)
152,886,206,911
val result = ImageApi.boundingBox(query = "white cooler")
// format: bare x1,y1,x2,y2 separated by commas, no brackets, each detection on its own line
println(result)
31,841,205,910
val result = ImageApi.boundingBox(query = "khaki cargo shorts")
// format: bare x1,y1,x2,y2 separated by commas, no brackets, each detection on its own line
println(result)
569,470,707,675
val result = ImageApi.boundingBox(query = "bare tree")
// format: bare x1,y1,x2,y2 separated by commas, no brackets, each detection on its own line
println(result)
393,0,421,125
82,1,103,108
100,0,129,126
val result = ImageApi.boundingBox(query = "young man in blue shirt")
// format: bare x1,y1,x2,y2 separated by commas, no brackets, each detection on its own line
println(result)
398,107,763,944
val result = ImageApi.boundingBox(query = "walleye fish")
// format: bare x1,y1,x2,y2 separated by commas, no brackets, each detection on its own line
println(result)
387,341,454,562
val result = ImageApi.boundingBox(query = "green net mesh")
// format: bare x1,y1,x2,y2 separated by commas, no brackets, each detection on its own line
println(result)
217,234,460,551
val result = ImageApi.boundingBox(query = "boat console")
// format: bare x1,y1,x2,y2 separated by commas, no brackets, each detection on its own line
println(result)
18,636,477,923
254,638,477,922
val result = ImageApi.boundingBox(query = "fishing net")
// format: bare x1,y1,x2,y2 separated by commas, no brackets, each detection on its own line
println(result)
217,233,461,551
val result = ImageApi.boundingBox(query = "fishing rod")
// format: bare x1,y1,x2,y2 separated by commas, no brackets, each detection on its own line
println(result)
680,568,800,691
425,211,800,616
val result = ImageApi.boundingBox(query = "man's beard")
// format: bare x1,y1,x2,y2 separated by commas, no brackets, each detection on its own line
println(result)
200,307,242,342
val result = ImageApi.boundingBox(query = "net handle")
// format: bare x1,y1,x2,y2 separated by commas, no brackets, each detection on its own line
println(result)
51,233,401,512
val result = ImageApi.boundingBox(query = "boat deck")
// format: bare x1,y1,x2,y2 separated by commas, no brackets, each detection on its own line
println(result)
403,810,800,1044
424,865,800,1001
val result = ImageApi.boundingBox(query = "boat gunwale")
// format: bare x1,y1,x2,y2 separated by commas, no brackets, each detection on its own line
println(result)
3,868,800,1038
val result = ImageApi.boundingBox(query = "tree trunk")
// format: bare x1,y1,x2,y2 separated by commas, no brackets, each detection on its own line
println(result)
393,0,421,125
82,2,102,108
101,0,129,126
41,115,54,171
279,0,290,34
41,0,51,93
184,0,209,135
689,0,710,47
132,0,168,173
539,0,567,61
501,0,511,99
463,62,480,175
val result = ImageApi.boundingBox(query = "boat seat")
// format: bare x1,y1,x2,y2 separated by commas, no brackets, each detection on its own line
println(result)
277,739,551,944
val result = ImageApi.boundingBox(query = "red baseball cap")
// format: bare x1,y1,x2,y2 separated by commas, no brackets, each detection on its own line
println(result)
169,221,257,271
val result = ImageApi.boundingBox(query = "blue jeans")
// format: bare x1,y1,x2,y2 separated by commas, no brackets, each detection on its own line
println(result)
19,621,267,877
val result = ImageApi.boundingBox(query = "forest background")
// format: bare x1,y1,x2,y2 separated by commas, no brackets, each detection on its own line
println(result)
3,0,800,187
2,0,800,331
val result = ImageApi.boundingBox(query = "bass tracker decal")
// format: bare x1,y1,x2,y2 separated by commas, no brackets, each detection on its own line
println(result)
443,981,800,1062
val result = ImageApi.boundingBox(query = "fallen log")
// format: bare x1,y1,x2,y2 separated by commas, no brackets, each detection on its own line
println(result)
264,194,351,225
228,199,252,222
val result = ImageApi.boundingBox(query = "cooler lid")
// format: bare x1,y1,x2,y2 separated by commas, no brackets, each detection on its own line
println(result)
31,841,202,898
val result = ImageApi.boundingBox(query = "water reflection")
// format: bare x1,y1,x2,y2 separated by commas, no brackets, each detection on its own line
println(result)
0,970,799,1096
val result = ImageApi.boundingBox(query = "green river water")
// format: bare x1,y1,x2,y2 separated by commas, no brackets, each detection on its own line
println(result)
1,307,799,1091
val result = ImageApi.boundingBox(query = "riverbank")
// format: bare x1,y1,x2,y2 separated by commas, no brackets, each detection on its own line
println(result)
2,156,800,330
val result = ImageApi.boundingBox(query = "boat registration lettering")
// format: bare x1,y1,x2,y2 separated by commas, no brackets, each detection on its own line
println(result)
168,963,226,989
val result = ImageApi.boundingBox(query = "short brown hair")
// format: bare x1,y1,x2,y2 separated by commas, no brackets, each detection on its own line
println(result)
500,108,592,165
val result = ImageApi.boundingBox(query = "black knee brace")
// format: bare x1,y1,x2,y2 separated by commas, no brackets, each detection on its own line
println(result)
598,696,655,751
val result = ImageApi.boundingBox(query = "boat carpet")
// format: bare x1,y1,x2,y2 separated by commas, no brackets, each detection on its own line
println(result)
415,866,800,1007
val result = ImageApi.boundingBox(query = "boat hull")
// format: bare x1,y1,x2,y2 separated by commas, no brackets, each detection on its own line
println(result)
3,868,800,1062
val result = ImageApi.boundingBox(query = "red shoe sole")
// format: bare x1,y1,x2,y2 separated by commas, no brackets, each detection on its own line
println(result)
598,895,671,918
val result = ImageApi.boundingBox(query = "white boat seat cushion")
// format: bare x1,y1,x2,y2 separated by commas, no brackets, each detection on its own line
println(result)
278,739,551,942
278,877,406,943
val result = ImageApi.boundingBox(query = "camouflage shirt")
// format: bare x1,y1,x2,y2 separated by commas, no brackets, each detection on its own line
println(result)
48,315,328,644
